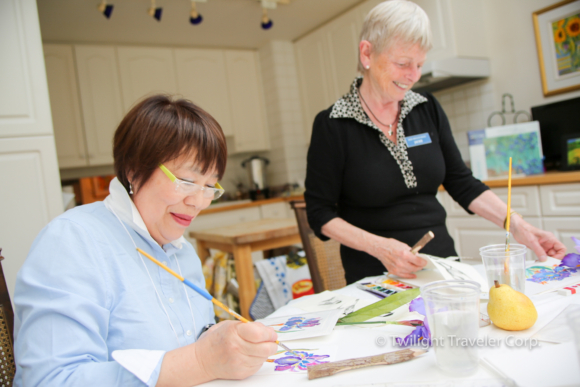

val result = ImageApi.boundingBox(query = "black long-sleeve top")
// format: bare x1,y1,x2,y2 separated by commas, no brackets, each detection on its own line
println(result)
305,78,489,283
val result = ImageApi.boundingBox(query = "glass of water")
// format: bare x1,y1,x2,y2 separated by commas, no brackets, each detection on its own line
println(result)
480,244,527,294
421,280,481,376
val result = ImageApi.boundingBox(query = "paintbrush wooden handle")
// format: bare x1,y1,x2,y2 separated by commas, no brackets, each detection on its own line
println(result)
307,349,425,380
411,231,434,254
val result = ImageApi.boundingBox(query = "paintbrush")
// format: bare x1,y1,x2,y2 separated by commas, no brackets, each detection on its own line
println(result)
307,348,426,380
504,157,513,274
410,231,434,255
136,248,297,356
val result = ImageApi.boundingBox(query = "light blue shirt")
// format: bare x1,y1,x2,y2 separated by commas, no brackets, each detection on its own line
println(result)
14,178,215,386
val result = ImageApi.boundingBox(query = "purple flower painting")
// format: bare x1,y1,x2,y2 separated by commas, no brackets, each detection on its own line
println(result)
396,297,431,347
271,316,321,332
271,350,330,372
526,265,573,284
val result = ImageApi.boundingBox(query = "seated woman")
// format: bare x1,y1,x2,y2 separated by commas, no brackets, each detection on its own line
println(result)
13,95,277,386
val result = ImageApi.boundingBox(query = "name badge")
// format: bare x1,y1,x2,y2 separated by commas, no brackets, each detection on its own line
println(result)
405,133,432,148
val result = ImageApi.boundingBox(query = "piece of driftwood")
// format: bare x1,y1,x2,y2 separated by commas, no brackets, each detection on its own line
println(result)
307,348,426,380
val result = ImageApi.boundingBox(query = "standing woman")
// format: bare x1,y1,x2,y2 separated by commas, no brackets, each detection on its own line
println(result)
305,0,566,284
14,95,277,386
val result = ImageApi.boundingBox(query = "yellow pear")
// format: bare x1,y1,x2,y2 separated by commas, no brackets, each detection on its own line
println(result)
487,280,537,331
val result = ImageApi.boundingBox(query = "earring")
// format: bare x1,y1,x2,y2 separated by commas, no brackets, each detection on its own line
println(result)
129,183,133,195
365,65,370,70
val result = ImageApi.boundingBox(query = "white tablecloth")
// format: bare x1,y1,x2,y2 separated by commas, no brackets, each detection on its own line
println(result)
202,268,580,387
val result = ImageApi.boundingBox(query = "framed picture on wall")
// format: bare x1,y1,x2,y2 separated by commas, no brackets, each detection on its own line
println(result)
533,0,580,96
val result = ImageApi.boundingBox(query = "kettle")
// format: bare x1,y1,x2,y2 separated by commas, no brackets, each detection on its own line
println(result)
241,156,270,200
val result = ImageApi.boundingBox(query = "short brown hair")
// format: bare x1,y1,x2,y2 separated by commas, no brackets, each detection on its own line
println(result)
113,95,227,193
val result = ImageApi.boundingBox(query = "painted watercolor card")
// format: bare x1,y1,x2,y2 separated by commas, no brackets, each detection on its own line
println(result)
525,257,580,295
254,345,338,375
256,309,341,341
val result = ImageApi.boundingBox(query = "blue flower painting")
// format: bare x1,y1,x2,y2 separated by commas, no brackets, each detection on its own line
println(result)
271,350,330,372
270,316,321,333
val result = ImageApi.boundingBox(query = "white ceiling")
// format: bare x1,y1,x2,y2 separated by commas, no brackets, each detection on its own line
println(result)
37,0,365,49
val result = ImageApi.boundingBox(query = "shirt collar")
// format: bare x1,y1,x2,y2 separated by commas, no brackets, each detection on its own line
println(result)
330,76,428,127
104,177,186,251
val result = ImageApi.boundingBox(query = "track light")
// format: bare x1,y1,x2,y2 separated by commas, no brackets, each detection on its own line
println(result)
148,0,163,21
97,0,114,19
261,8,273,30
190,0,203,25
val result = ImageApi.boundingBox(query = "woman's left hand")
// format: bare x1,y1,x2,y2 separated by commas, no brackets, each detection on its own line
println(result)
511,215,567,261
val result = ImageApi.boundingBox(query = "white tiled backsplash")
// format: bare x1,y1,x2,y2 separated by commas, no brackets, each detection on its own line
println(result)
433,80,497,162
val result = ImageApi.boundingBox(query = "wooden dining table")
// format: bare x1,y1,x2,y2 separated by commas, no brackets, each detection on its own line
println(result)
190,218,301,320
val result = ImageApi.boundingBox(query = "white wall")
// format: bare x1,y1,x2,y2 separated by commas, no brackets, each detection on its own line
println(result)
434,0,580,160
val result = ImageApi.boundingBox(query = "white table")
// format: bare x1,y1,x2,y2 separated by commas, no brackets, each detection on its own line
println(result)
202,270,580,387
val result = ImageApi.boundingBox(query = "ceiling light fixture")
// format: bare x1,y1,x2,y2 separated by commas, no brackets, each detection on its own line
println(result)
190,0,206,25
97,0,114,19
148,0,163,21
260,0,275,30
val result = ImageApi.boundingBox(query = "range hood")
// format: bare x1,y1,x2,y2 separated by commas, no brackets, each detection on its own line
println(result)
412,57,490,93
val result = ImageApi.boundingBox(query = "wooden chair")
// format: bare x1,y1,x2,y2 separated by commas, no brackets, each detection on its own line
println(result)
0,249,15,386
289,201,346,293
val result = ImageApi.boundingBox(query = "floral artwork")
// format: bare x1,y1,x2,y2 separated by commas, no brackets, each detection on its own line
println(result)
527,237,580,284
255,345,338,376
256,309,341,341
552,14,580,77
270,317,321,333
396,297,431,347
267,350,330,372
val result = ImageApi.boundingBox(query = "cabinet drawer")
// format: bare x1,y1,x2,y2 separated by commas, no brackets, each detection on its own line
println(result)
260,202,290,219
542,217,580,254
491,186,541,217
446,217,541,261
540,183,580,216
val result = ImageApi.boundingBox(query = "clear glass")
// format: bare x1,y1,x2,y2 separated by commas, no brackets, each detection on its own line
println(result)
421,280,481,377
480,244,526,294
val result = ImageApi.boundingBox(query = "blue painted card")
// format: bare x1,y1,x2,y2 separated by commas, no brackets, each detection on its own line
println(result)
405,133,432,148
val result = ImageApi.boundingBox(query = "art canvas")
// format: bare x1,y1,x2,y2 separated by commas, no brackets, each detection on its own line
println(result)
254,345,338,375
255,309,341,341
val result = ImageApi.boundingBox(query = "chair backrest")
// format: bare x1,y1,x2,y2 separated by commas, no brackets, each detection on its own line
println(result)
0,249,16,386
289,201,346,293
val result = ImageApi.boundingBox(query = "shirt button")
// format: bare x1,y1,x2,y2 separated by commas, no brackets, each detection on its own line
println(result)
162,261,168,266
186,330,192,336
168,298,174,303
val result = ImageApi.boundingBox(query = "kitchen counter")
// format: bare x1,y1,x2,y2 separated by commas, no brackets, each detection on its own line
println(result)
439,170,580,190
199,195,304,216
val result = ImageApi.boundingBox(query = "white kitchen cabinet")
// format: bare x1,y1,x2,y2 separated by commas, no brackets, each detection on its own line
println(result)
295,28,335,142
174,48,234,137
446,216,542,261
1,0,63,295
43,44,87,168
542,217,580,256
411,0,487,61
224,50,269,153
117,46,178,111
75,45,124,166
325,9,361,101
539,183,580,216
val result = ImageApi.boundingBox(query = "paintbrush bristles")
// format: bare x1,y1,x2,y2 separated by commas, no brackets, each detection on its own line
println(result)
307,349,425,380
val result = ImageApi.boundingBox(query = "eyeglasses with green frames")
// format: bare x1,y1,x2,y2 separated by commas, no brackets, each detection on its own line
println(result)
159,164,224,200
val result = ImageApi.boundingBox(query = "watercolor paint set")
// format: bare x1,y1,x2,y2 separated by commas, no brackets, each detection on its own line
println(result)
356,278,415,298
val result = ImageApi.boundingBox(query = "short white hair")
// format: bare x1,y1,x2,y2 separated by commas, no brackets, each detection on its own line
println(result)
358,0,432,72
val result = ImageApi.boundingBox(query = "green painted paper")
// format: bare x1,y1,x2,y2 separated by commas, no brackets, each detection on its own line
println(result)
338,288,420,323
